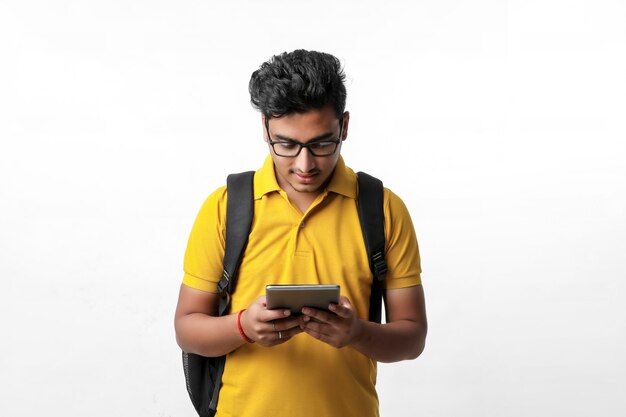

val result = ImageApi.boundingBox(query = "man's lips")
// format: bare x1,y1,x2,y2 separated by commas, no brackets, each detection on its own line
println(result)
293,172,319,184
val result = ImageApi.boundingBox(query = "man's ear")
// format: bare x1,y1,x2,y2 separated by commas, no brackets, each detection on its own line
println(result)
341,111,350,141
261,114,268,143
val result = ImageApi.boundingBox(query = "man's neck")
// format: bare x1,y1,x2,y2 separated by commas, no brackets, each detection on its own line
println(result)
285,189,321,214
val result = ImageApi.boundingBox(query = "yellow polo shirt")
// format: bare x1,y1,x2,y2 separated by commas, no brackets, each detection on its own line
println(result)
183,156,421,417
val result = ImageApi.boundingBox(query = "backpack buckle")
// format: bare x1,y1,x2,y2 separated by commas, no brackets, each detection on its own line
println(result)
217,270,230,293
371,251,387,281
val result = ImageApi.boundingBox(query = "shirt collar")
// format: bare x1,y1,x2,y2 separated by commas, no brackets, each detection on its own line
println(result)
326,156,357,199
254,155,282,199
254,155,357,200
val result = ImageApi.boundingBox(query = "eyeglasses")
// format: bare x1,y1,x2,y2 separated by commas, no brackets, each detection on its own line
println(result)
265,117,344,157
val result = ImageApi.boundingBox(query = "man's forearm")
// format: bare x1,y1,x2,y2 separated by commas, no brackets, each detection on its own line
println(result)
351,319,426,363
176,313,246,357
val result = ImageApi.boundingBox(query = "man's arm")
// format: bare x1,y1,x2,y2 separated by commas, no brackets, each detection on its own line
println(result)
352,285,427,362
299,284,427,363
175,284,303,357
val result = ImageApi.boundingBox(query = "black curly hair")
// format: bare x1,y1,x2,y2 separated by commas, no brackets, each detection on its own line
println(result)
249,49,347,119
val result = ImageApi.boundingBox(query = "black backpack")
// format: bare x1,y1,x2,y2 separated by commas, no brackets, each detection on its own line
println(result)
182,171,388,417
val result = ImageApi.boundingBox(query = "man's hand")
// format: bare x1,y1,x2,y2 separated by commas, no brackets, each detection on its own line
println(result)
298,286,427,362
241,295,304,347
298,296,363,348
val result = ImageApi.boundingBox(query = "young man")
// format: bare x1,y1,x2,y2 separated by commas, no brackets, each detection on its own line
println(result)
175,50,427,417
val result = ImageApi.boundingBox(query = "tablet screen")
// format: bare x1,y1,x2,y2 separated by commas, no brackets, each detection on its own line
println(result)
266,284,340,313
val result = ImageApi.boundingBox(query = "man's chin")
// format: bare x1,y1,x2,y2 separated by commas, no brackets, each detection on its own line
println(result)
290,183,322,193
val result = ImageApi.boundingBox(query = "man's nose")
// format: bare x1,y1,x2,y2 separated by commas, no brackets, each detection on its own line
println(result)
294,146,316,172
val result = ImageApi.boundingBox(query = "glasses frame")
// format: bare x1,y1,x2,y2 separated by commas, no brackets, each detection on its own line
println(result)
265,116,344,157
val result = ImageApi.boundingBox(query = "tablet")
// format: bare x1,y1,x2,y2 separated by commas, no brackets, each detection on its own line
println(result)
266,284,340,314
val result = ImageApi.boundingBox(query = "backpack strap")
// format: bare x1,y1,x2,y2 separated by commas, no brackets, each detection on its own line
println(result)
216,171,255,315
209,170,255,413
357,172,388,324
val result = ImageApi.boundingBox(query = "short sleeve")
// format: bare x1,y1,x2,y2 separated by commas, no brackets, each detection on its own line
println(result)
382,188,422,289
182,186,228,293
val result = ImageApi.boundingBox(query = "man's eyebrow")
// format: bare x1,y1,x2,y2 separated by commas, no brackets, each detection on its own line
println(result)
273,131,335,144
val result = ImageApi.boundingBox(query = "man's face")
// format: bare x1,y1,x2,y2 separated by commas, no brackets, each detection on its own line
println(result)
264,106,349,196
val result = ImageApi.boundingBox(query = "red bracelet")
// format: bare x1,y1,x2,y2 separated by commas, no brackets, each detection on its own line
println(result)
237,309,255,343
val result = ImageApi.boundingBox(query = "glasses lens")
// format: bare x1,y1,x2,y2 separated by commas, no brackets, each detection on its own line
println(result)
308,141,338,156
272,142,301,157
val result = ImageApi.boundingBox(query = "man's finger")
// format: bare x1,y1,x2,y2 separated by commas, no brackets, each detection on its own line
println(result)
328,302,351,319
259,308,292,323
271,326,303,345
301,307,334,323
273,316,302,331
302,325,324,340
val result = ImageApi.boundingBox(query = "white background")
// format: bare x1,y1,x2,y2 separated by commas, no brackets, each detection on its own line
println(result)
1,0,625,416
